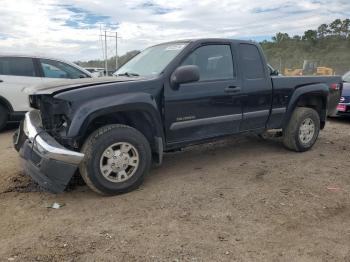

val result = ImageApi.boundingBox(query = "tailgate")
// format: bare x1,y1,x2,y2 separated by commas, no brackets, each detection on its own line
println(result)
327,81,343,116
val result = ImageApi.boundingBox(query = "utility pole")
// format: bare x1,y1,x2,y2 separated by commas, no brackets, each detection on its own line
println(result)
115,32,118,70
99,29,120,75
104,30,108,76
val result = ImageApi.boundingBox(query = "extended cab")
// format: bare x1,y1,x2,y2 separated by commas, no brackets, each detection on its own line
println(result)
14,39,342,195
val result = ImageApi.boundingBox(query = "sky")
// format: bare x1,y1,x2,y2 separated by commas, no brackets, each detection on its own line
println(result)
0,0,349,62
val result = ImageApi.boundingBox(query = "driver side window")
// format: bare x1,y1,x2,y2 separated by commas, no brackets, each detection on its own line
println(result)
181,45,234,81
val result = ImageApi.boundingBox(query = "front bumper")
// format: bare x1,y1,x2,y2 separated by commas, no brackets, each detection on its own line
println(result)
13,110,84,193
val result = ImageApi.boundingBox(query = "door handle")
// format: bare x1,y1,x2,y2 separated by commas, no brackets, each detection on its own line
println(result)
224,86,241,93
0,79,3,83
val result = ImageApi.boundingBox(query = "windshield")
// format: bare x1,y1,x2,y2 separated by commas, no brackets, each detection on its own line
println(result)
343,71,350,82
114,43,188,77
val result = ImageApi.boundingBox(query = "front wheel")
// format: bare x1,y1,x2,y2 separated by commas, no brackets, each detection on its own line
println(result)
79,124,152,195
283,107,320,152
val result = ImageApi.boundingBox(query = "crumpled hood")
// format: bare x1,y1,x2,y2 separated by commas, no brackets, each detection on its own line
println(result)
23,76,143,95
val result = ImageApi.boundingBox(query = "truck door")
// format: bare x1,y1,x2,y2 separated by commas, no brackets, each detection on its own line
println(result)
164,43,242,144
238,43,272,131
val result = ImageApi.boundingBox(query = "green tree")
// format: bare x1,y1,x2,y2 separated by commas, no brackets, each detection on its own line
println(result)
293,35,302,41
260,18,350,75
329,19,342,36
341,19,350,38
302,30,317,41
317,24,329,38
272,32,290,43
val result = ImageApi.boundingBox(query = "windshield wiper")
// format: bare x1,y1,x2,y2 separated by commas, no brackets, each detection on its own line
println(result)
117,72,140,77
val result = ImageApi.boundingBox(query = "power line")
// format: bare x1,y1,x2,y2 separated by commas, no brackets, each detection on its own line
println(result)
99,29,121,76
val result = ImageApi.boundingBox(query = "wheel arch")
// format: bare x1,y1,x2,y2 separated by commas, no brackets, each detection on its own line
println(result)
67,93,165,163
283,84,328,130
0,96,13,112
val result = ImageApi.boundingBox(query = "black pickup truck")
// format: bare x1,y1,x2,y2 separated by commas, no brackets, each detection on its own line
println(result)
14,39,342,195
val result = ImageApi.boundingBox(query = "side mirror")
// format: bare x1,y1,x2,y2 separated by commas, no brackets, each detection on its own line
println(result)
171,65,200,89
271,69,279,76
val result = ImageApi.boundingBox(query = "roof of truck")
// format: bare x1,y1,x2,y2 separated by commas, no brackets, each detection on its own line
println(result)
152,38,255,46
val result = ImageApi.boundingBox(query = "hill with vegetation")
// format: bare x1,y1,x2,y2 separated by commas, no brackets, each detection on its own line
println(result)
261,19,350,75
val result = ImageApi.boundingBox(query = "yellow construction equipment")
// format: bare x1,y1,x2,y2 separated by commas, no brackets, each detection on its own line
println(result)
284,68,303,76
284,60,334,76
315,66,334,75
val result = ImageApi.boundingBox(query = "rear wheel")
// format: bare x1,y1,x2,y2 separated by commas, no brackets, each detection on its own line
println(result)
79,124,152,195
283,107,320,152
0,104,8,131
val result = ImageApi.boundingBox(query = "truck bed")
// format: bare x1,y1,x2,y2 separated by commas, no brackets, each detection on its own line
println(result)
272,75,342,115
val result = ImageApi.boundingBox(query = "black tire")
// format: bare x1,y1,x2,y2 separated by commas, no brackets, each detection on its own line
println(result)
0,104,8,131
79,124,152,195
283,107,320,152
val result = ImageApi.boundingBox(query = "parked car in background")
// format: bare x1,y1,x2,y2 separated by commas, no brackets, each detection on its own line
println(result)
85,68,116,77
0,54,93,130
105,69,116,76
84,67,105,77
333,71,350,116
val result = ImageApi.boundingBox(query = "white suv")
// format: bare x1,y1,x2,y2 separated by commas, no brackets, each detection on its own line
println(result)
0,54,93,130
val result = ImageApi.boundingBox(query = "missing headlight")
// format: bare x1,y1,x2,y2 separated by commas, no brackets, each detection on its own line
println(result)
29,95,41,109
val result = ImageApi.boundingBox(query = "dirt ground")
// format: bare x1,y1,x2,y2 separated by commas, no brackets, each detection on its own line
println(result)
1,119,350,262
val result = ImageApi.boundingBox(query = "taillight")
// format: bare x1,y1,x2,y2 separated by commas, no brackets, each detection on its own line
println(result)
330,83,340,90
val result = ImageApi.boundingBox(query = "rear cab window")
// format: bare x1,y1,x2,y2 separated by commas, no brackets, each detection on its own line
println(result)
239,43,266,80
0,57,36,77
